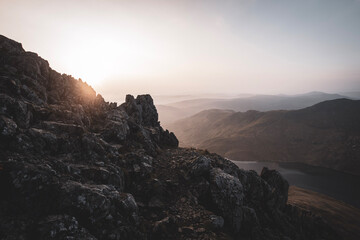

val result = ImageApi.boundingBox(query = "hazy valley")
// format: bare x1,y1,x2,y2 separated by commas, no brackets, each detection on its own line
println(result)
157,92,357,127
168,98,360,175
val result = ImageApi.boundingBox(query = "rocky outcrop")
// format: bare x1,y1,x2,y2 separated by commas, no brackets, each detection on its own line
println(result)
261,167,289,210
121,94,159,127
0,34,176,240
0,34,338,239
208,168,245,233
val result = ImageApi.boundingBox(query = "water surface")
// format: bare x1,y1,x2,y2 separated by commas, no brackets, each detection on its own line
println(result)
232,161,360,209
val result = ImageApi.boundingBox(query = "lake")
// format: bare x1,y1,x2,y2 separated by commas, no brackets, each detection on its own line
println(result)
231,161,360,209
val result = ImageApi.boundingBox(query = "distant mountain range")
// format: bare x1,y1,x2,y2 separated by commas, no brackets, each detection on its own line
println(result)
168,99,360,175
157,91,354,126
341,92,360,100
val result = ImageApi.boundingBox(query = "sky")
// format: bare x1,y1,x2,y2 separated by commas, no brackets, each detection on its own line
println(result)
1,0,359,102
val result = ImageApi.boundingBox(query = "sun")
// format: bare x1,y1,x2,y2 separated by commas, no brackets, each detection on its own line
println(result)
57,28,163,88
62,37,119,87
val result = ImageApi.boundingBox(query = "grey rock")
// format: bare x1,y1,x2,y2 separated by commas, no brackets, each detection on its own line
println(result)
60,181,140,238
190,156,212,176
261,167,289,209
135,94,158,127
209,215,224,229
209,168,244,233
102,120,129,142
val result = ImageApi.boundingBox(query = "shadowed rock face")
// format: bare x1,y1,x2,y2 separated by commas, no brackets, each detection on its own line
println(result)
0,35,338,240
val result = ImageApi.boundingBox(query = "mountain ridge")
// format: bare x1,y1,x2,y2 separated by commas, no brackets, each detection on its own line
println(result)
0,34,342,239
157,92,350,126
169,98,360,175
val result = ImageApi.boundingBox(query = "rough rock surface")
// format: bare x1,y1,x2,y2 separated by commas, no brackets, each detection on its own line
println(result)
0,34,339,239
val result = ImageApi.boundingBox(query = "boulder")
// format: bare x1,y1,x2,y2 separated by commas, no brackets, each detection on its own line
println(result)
261,167,289,210
102,120,129,142
59,181,140,239
190,156,212,177
240,169,272,209
209,168,244,233
121,94,158,127
135,94,158,127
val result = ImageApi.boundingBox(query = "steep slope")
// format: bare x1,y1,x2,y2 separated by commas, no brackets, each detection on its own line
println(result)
169,99,360,175
0,35,339,239
288,186,360,240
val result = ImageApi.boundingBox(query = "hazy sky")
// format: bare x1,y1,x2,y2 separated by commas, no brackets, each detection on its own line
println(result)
1,0,359,102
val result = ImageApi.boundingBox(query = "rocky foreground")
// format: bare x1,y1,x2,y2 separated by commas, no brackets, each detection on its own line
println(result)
0,35,338,239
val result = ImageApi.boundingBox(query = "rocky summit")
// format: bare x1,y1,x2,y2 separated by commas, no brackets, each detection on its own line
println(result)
0,34,338,240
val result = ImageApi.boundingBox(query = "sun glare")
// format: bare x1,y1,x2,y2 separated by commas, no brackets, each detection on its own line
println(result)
59,29,153,88
61,36,117,87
